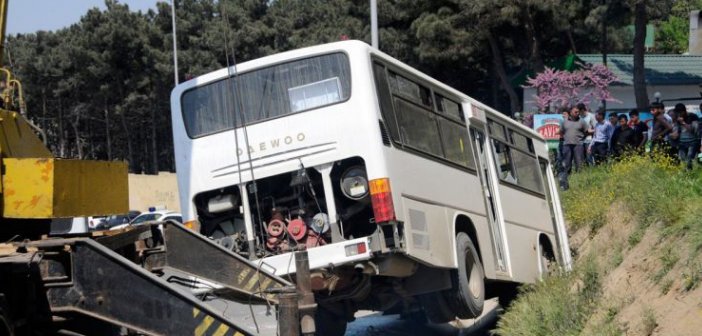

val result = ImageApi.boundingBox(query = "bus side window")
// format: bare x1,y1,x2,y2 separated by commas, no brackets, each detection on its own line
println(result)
492,140,516,183
488,121,507,142
388,72,433,109
394,99,443,156
436,94,463,122
438,118,475,169
373,62,401,142
511,150,544,193
510,131,534,154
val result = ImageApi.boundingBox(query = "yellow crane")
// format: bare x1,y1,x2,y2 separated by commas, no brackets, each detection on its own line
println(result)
0,0,128,238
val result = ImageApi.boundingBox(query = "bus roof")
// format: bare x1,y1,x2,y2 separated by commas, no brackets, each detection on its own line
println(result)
172,40,544,144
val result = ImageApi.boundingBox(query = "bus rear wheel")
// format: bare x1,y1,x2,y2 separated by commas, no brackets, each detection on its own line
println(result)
444,232,485,319
417,291,455,324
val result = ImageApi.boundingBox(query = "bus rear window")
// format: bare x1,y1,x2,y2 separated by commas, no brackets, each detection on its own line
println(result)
181,53,351,138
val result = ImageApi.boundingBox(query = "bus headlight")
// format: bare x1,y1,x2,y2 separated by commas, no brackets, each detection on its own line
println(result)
340,166,369,200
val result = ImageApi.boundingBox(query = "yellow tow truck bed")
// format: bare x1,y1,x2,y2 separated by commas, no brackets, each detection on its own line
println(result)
2,158,128,218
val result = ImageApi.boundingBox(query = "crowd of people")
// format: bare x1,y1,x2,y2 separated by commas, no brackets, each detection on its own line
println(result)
557,102,702,190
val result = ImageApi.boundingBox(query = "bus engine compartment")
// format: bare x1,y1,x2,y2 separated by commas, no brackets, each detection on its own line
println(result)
193,157,377,259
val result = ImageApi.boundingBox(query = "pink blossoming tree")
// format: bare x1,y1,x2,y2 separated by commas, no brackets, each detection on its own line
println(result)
525,63,619,112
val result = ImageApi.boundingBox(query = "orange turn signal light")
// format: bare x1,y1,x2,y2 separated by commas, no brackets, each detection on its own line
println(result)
369,178,391,195
183,220,201,232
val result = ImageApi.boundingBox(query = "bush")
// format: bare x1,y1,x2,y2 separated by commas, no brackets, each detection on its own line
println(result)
562,152,696,235
496,152,702,336
494,257,601,336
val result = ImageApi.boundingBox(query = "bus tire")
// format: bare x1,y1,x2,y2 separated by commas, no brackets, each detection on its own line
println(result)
0,316,11,336
539,242,555,279
315,305,347,336
0,295,13,336
445,232,484,319
417,292,455,324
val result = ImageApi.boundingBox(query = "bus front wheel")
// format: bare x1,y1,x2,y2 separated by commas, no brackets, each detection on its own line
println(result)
444,232,485,319
417,291,455,323
315,305,347,336
539,242,555,279
0,295,13,336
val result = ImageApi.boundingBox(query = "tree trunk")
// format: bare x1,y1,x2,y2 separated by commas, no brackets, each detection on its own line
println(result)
58,98,66,158
141,120,148,174
120,109,134,172
487,31,521,114
150,93,159,174
104,103,112,161
71,110,83,159
566,30,577,54
88,120,95,159
633,1,649,109
41,90,50,150
41,89,47,134
524,6,545,73
491,62,499,110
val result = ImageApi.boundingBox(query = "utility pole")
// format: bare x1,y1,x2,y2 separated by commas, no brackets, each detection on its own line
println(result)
370,0,378,49
171,0,179,85
601,1,608,111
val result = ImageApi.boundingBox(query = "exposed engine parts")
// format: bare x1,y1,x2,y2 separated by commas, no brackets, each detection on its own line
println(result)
264,208,329,253
194,157,375,258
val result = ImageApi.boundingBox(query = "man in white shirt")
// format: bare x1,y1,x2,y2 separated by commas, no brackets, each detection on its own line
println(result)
578,103,596,165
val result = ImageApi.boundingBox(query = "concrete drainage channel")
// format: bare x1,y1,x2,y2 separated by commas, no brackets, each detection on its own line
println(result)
346,298,502,336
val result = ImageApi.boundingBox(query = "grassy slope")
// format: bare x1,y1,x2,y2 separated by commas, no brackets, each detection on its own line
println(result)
495,154,702,336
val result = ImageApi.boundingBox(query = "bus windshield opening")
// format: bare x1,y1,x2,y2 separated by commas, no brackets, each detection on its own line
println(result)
181,52,351,138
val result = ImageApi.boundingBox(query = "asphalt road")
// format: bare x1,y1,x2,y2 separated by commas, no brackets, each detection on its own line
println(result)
345,298,501,336
201,294,501,336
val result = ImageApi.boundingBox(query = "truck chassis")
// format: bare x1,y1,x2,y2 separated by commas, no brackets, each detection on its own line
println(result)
0,222,314,336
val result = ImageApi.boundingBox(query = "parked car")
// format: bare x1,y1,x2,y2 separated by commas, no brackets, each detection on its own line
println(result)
94,211,141,230
110,210,182,231
50,217,89,235
88,216,106,230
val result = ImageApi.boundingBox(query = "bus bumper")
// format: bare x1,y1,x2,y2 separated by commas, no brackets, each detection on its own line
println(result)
255,237,372,276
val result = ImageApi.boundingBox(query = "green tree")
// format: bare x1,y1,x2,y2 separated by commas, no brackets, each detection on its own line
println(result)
656,0,702,54
627,0,675,109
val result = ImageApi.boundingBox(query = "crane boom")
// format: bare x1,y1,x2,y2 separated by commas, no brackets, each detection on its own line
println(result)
0,0,7,67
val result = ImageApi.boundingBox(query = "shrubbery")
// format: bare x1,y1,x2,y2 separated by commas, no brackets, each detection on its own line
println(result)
562,152,697,240
494,152,702,335
496,257,601,336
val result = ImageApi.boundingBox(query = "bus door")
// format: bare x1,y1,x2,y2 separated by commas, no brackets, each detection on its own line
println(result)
471,128,509,274
539,158,573,270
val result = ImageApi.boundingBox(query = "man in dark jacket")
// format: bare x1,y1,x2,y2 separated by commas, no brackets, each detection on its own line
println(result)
650,102,673,154
628,109,648,154
611,114,638,158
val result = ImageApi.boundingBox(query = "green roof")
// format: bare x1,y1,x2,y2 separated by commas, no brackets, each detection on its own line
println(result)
511,54,580,87
577,54,702,86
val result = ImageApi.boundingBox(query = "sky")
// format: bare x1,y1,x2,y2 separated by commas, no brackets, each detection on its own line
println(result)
7,0,160,34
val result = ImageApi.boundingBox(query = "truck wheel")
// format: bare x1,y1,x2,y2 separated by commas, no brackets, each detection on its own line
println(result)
444,232,484,319
417,292,455,324
315,305,347,336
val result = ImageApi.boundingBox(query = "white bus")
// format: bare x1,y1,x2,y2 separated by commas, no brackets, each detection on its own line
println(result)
171,40,571,333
